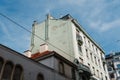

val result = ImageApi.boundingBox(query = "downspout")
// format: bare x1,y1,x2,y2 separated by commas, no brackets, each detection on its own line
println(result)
45,14,50,40
30,21,37,51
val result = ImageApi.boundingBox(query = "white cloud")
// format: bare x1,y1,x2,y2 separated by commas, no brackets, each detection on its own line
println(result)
100,19,120,32
0,0,120,53
89,19,120,32
81,0,120,33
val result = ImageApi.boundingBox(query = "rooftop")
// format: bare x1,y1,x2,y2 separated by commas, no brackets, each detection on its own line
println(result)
106,52,120,58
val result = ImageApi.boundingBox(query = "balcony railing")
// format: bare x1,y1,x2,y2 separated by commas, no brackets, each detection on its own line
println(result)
74,59,92,76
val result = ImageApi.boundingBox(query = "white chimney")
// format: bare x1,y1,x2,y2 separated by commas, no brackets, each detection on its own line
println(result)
39,44,48,53
24,50,32,57
47,14,54,19
32,20,38,26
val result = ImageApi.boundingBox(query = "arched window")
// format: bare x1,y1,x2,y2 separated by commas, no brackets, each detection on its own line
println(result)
37,73,44,80
0,57,4,74
2,61,13,80
13,65,23,80
59,62,64,74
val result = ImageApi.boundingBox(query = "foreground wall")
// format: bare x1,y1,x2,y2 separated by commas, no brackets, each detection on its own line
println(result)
0,44,73,80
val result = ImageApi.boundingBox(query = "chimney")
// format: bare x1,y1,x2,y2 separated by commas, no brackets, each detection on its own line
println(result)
39,44,48,53
24,50,32,57
32,20,38,26
47,14,53,19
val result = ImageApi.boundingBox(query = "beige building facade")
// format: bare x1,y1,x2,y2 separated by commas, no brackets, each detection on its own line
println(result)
30,14,110,80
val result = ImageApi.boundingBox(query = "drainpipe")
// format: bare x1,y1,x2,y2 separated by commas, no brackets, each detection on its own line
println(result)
30,21,37,51
45,14,50,40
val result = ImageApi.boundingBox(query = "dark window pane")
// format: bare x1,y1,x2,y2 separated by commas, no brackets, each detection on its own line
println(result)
110,73,114,78
2,62,13,80
0,58,4,73
13,65,23,80
37,73,44,80
59,62,64,74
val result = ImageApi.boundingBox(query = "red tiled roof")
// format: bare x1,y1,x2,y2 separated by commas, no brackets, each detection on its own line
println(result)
31,51,52,59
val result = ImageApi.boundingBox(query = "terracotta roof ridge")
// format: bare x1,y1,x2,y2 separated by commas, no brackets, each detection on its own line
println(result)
31,51,52,59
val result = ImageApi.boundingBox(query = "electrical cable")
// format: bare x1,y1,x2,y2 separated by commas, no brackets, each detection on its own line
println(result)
0,13,76,59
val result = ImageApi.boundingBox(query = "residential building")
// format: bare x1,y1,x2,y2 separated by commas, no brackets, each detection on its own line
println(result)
106,52,120,80
0,44,92,80
30,44,92,80
30,14,110,80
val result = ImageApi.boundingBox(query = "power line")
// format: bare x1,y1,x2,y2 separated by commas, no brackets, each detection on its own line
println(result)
0,13,75,59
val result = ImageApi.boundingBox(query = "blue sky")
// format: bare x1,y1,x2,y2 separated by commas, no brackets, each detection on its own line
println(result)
0,0,120,54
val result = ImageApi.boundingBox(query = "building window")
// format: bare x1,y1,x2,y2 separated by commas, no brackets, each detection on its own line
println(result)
118,71,120,74
2,61,13,80
88,40,90,47
115,57,119,61
117,64,120,69
76,33,83,53
108,62,112,66
92,44,94,51
110,73,114,78
76,34,83,46
59,62,64,75
0,57,4,74
86,49,89,58
108,67,112,71
78,45,82,53
96,48,98,54
71,68,76,80
37,73,44,80
105,76,107,80
94,56,97,65
98,59,101,68
79,57,83,63
88,63,90,69
13,65,23,80
101,73,103,79
81,74,87,80
92,67,95,75
90,53,93,62
97,70,99,77
84,36,86,45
